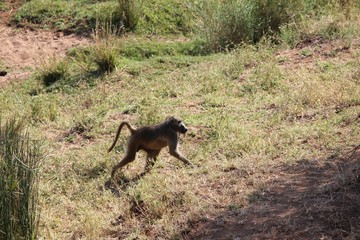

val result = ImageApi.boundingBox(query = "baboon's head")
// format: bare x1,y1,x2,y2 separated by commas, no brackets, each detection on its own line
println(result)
168,117,188,134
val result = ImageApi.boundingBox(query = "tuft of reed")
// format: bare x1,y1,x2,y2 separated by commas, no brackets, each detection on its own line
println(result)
0,117,42,240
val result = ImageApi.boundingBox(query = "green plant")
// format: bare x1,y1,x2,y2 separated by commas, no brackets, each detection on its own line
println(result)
0,1,8,11
0,117,42,240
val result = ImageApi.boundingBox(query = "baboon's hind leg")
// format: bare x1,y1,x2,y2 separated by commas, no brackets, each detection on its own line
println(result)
145,150,160,172
111,150,136,178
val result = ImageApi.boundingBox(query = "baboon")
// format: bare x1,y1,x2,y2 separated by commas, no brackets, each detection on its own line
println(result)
108,117,192,177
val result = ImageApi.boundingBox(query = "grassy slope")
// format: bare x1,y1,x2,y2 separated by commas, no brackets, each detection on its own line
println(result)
1,37,359,239
1,0,360,239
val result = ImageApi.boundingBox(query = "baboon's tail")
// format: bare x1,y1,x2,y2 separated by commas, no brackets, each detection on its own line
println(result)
108,121,136,152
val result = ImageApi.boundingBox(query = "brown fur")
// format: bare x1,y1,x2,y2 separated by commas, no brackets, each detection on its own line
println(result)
108,117,192,177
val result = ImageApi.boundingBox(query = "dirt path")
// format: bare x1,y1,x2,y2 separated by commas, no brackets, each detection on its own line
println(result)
0,11,91,86
187,147,360,240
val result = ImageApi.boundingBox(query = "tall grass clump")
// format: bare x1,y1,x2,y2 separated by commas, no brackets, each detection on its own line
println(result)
37,57,69,87
89,21,120,74
194,0,294,51
91,41,118,74
0,117,42,240
117,0,143,31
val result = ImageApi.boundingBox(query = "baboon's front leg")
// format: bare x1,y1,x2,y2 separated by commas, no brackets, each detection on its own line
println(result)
169,145,192,166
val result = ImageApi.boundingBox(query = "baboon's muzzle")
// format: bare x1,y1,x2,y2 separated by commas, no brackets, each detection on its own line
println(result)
179,124,188,134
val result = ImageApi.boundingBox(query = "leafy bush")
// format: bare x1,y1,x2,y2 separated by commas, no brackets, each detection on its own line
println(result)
0,117,42,240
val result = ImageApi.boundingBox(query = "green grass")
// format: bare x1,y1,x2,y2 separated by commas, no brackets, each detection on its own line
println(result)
0,117,42,240
191,0,360,51
1,0,360,239
36,57,70,87
11,0,194,35
2,35,359,238
136,0,193,35
11,0,359,50
0,2,7,11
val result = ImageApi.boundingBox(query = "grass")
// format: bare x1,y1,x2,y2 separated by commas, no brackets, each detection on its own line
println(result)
0,117,42,240
117,0,143,31
11,0,193,35
192,0,360,51
36,57,70,87
2,36,359,238
1,0,360,239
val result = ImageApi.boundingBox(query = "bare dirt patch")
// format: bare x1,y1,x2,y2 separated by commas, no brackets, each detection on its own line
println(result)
0,10,91,86
187,146,360,240
276,38,360,70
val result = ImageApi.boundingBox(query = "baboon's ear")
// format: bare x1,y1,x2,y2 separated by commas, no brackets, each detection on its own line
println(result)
166,116,175,121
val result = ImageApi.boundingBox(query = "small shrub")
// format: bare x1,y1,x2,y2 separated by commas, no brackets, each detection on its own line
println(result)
0,117,42,240
90,2,123,34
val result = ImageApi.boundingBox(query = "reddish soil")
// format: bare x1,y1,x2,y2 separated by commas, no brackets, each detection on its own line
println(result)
0,7,91,86
187,147,360,240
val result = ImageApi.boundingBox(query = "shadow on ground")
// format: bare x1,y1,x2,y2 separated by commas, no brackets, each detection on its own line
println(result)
187,146,360,240
104,171,148,197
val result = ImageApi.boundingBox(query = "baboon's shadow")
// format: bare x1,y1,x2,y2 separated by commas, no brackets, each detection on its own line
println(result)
104,171,148,197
